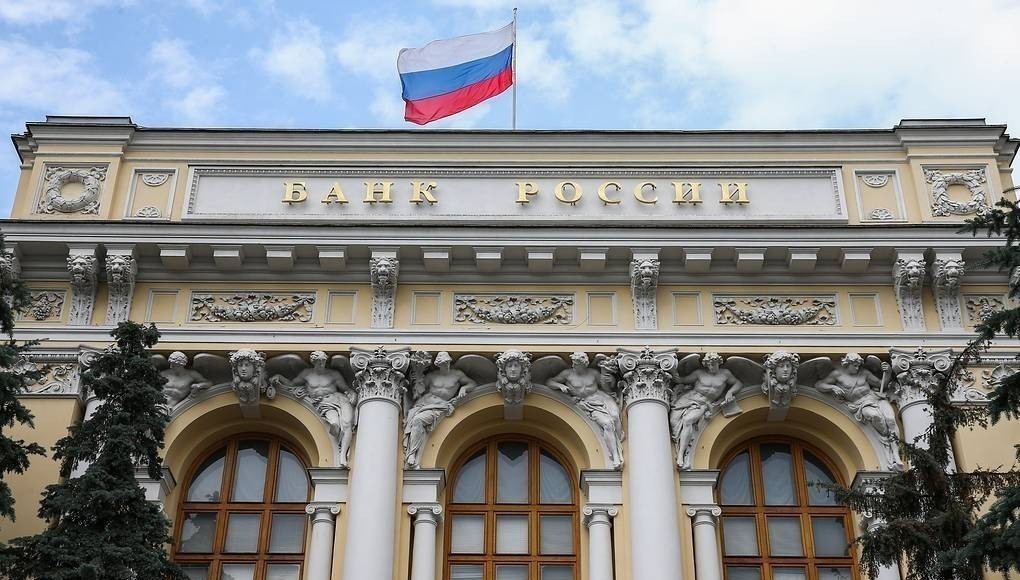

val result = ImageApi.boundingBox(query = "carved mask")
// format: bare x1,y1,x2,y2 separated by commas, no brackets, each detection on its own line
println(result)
505,360,522,382
237,359,255,380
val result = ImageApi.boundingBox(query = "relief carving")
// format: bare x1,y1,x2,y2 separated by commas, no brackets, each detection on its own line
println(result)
403,351,478,468
868,208,895,221
763,351,801,412
925,168,989,217
861,174,890,188
495,349,533,409
617,347,676,408
141,173,170,187
454,294,573,325
67,252,98,326
37,166,106,214
350,346,410,405
230,348,272,417
713,295,837,325
931,257,965,331
964,295,1005,326
135,206,162,218
24,290,65,321
630,258,660,330
370,257,398,328
669,353,745,470
190,292,315,322
0,248,20,285
547,352,625,470
105,252,137,325
893,257,926,331
160,351,211,408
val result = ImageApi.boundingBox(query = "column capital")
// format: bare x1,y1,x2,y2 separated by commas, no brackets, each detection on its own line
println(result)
407,502,443,524
306,502,342,521
685,504,722,522
617,347,676,408
889,346,952,410
350,346,411,407
582,503,619,527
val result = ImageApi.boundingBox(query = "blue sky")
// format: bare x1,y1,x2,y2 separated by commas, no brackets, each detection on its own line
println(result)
1,0,1018,215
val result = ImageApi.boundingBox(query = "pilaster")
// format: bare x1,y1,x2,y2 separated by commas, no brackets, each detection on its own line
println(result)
629,249,660,330
931,249,965,332
892,249,926,331
104,244,137,325
370,250,399,328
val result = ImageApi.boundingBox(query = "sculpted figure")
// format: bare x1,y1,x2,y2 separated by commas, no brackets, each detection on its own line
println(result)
161,351,211,408
496,349,532,406
763,351,800,409
271,351,357,467
403,352,477,468
814,353,898,461
669,352,743,469
895,258,925,289
230,348,270,406
67,253,96,287
547,352,624,469
631,259,659,291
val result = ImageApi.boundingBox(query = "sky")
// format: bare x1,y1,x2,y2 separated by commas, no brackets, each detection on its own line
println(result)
1,0,1018,215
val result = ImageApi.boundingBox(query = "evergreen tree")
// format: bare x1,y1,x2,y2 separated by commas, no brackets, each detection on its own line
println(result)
830,199,1020,580
0,237,44,524
0,322,184,580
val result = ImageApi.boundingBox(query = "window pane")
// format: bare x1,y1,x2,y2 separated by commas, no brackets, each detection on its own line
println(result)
231,440,269,502
818,567,853,580
224,513,260,553
187,448,226,502
178,512,217,553
540,451,571,504
181,565,209,580
812,516,849,556
496,565,529,580
275,449,308,502
497,442,529,503
726,567,761,580
496,514,529,554
773,567,806,580
221,564,255,580
451,514,484,553
451,565,483,580
761,443,796,505
720,451,753,505
540,566,573,580
269,513,306,553
804,451,838,506
266,564,301,580
540,515,573,554
722,516,758,556
767,517,804,556
453,450,486,503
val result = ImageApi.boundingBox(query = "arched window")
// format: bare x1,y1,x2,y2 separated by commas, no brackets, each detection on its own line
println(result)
717,439,858,580
174,436,310,580
444,436,579,580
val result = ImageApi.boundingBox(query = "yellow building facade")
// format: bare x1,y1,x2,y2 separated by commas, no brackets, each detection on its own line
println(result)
1,116,1018,580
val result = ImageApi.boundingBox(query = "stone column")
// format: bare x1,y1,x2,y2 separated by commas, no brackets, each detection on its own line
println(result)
305,502,341,580
407,503,442,580
583,504,618,580
853,472,902,580
686,506,723,580
133,466,176,513
617,347,684,580
341,347,410,580
70,349,101,479
890,347,957,470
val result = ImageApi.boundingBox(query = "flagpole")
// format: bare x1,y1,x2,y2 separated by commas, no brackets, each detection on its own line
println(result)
511,7,518,130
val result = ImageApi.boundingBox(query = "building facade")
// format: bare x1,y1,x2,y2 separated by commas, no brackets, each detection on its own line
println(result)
1,116,1018,580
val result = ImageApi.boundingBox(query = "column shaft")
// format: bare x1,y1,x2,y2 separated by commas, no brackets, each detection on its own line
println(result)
408,505,441,580
687,506,722,580
584,507,617,580
305,504,340,580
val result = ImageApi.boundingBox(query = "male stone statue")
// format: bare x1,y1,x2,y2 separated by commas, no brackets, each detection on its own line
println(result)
403,352,477,468
814,353,899,465
669,352,743,469
547,352,625,469
272,351,357,468
161,351,211,408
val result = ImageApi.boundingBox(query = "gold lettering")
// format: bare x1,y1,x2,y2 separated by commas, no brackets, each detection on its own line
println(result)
671,181,703,203
598,181,622,204
282,181,308,203
555,181,583,204
321,182,348,204
633,181,658,204
515,181,539,204
718,182,749,204
363,181,394,203
409,181,438,204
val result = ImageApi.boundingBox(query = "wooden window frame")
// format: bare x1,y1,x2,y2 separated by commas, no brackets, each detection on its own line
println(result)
444,435,580,580
718,437,860,580
173,434,310,579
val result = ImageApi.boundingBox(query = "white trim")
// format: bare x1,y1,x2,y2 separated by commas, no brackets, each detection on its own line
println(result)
586,291,618,326
325,290,359,325
144,288,179,324
411,291,443,326
122,167,178,221
853,168,907,223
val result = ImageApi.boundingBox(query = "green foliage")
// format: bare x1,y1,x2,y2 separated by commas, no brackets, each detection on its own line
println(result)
0,322,184,580
0,236,44,524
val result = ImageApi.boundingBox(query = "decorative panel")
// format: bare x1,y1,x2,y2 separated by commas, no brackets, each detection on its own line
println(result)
189,291,316,323
672,292,703,326
853,170,904,222
125,168,177,220
586,292,617,326
412,291,442,325
326,291,357,324
145,289,179,323
453,293,574,325
922,166,990,218
713,295,838,326
963,294,1006,327
17,289,67,323
848,293,882,327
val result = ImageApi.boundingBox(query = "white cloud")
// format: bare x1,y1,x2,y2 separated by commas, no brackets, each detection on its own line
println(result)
0,0,124,25
147,38,225,124
149,38,207,89
170,86,226,125
515,25,571,104
0,39,127,114
335,17,433,82
251,18,331,101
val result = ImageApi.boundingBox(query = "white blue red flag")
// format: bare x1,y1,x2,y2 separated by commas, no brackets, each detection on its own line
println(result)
397,23,514,125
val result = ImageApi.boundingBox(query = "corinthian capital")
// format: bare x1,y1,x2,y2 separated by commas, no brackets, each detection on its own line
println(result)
350,346,410,407
889,347,952,408
617,346,676,408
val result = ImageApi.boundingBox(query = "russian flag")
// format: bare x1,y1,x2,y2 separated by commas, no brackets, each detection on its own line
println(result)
398,23,514,125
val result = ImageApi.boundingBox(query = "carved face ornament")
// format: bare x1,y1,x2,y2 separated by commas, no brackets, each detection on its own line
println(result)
505,359,523,382
634,260,658,290
67,256,93,284
168,351,188,368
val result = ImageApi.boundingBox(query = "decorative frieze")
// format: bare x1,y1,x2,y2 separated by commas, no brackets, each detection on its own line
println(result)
630,257,660,330
370,256,398,328
104,247,137,325
454,294,573,325
617,347,676,408
893,255,926,331
925,168,989,217
350,346,410,406
931,255,965,331
190,292,315,323
66,247,98,326
22,290,66,321
964,295,1005,326
37,165,106,214
713,295,837,326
